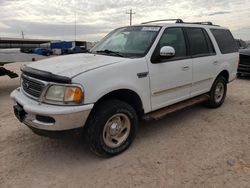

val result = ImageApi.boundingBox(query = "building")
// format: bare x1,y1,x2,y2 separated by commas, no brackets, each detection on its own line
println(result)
0,37,51,49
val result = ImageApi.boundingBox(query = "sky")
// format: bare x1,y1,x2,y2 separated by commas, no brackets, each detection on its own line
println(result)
0,0,250,42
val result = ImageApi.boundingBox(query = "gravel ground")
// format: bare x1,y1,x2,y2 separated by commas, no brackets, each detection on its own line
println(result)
0,62,250,188
0,49,48,65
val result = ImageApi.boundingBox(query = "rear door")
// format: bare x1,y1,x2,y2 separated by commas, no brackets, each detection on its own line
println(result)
185,27,217,97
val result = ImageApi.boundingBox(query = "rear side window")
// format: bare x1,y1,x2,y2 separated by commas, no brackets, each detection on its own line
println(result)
210,29,238,54
186,28,214,56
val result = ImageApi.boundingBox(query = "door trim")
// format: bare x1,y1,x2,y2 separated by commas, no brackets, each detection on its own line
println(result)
193,77,213,85
153,83,192,95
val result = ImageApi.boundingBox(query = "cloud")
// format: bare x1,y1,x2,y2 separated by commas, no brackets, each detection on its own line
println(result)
0,19,113,41
207,11,231,16
1,20,111,36
232,27,250,40
0,0,249,41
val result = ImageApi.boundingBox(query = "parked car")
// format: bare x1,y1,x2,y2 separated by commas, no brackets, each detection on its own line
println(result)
11,19,238,157
238,45,250,77
33,48,52,56
235,39,248,49
20,48,34,54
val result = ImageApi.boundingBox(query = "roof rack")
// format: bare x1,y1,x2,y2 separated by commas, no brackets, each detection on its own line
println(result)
184,21,213,25
141,19,217,26
141,19,184,24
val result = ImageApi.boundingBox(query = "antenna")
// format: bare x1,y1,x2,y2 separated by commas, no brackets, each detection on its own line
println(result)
21,31,24,39
74,0,77,41
74,11,77,41
126,9,136,25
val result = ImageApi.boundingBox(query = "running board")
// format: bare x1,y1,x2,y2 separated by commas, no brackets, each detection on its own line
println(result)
143,95,209,121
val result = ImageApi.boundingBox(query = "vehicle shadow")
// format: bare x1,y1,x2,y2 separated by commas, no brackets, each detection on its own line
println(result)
138,105,205,139
12,104,206,163
237,76,250,80
0,78,20,98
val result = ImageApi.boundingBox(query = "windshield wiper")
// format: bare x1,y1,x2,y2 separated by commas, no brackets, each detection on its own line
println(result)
96,49,124,57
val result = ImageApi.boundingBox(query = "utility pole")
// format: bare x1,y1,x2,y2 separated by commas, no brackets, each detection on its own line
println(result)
21,31,24,39
126,9,135,25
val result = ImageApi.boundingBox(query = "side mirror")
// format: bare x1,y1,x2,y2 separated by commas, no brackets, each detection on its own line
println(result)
160,46,175,58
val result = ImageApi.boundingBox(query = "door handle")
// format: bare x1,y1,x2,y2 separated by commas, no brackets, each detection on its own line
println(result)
182,66,190,71
213,61,219,65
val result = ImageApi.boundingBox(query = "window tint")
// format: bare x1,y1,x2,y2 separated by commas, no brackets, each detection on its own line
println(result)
186,28,210,56
210,29,238,54
158,28,187,58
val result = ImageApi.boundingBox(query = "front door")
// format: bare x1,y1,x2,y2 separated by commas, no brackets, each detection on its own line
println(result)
148,27,193,111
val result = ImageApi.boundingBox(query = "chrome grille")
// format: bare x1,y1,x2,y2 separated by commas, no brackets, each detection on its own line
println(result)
21,74,45,98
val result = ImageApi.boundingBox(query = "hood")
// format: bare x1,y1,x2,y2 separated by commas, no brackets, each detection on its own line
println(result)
27,53,125,78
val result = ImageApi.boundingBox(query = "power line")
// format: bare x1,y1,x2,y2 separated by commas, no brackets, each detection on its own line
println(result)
126,9,136,25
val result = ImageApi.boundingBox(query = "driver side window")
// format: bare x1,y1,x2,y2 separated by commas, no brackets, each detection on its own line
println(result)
152,27,187,63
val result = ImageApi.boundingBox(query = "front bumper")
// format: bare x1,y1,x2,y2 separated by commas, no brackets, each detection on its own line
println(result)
11,88,94,131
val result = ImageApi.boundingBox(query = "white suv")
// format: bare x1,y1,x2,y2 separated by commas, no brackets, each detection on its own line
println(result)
11,19,239,157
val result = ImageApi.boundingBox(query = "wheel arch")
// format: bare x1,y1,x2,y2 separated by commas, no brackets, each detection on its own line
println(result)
216,70,229,83
92,89,145,117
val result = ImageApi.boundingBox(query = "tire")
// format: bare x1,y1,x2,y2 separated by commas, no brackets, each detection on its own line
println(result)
85,99,138,157
205,76,227,108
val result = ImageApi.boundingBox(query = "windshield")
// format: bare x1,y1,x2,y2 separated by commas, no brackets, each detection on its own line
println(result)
90,26,161,58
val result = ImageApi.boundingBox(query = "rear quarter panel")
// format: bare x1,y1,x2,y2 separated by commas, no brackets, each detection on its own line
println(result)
206,27,239,83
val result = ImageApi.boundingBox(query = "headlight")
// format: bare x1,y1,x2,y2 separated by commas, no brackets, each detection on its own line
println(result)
45,85,83,104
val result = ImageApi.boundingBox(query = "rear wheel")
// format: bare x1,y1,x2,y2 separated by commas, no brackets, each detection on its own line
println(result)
205,76,227,108
85,100,138,157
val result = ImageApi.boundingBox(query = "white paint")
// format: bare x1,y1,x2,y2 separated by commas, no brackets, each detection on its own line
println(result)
11,23,238,131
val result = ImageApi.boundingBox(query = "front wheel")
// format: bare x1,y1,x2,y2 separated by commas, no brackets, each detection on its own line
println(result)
205,76,227,108
85,100,138,157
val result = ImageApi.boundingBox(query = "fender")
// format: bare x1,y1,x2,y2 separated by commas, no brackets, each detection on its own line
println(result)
72,58,152,113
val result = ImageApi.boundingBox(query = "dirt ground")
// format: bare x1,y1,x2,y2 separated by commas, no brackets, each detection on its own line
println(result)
0,62,250,188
